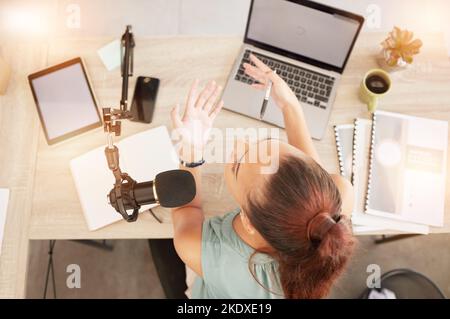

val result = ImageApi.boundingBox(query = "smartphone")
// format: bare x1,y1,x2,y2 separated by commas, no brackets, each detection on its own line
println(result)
130,76,160,123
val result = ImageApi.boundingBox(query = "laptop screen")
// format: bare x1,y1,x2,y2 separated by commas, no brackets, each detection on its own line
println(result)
245,0,363,72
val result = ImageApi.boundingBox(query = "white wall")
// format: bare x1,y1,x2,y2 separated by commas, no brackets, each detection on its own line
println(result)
1,0,449,54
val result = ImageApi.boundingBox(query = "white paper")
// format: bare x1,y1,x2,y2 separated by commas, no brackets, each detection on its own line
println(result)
352,119,372,215
334,124,354,182
366,111,448,227
352,214,429,234
0,188,10,255
70,126,179,231
352,225,384,234
351,119,429,234
97,39,121,71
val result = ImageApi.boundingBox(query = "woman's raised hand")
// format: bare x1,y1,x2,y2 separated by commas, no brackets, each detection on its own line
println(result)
171,79,223,162
243,54,300,111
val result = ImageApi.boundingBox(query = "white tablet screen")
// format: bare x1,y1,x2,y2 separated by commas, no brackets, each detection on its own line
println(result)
30,61,100,142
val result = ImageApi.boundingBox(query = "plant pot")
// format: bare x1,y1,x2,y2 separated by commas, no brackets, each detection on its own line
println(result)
377,49,410,73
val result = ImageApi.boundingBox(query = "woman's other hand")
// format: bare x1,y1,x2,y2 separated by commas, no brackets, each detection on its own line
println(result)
243,54,300,111
171,79,223,162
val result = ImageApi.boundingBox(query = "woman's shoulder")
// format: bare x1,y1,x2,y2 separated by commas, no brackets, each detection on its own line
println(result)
202,209,240,246
202,208,274,264
198,209,283,298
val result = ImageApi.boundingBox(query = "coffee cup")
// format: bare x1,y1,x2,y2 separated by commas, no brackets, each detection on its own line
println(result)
360,69,391,112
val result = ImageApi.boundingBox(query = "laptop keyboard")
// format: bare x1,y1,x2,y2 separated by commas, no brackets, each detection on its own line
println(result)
234,50,335,109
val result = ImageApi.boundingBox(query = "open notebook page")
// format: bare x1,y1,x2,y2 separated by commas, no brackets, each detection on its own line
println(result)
70,126,178,230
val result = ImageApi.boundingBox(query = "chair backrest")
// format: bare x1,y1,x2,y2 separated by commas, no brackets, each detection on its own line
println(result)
360,268,446,299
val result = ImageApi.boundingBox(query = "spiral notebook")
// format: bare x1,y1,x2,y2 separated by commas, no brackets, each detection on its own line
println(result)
365,111,448,227
352,119,372,216
334,124,354,182
350,118,429,234
334,123,384,234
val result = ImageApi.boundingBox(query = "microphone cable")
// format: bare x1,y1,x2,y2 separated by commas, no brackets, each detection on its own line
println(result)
148,208,162,224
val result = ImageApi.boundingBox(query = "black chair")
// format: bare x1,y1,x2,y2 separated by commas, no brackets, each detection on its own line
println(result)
360,268,446,299
148,239,188,299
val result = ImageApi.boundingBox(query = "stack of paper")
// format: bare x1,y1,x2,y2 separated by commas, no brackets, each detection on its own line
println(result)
334,111,448,235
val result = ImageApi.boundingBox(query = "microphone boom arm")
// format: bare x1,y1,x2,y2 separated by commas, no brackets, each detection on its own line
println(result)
104,145,139,222
102,25,140,222
101,25,196,222
103,25,134,137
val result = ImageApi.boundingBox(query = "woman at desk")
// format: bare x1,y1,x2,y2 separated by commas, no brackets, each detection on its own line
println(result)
169,54,355,299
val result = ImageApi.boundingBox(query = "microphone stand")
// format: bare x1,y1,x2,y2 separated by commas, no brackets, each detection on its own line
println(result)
102,25,139,222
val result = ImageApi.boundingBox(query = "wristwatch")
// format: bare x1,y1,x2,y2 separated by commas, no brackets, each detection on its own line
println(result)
180,158,205,168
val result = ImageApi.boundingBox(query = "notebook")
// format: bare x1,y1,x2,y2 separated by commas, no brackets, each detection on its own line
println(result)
70,126,179,231
365,111,448,227
0,188,9,255
333,123,385,234
350,118,429,234
334,124,354,182
352,119,373,216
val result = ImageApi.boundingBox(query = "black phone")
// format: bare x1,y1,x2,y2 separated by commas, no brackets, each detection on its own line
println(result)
130,76,160,123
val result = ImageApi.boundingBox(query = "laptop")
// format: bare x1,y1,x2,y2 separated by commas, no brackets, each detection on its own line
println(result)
222,0,364,140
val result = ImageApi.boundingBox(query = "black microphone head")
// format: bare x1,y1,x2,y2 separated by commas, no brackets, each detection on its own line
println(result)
154,170,196,207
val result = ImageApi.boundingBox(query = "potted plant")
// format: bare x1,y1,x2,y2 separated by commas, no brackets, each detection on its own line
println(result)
379,27,423,71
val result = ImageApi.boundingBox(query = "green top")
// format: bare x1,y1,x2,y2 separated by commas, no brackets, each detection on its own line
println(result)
191,209,284,299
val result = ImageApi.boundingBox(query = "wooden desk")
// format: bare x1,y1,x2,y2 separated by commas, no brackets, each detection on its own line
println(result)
1,33,450,297
0,40,47,298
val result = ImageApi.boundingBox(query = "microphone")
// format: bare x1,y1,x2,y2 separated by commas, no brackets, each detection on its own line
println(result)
107,169,196,221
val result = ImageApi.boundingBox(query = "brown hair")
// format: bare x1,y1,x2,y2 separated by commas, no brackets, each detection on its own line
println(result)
244,154,355,299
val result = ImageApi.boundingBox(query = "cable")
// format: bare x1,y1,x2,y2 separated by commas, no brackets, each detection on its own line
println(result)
149,208,162,224
43,240,57,299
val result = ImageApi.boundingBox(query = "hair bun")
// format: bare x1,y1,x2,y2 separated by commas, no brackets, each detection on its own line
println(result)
306,212,337,242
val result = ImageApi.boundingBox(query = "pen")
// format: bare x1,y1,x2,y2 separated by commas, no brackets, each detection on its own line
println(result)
259,71,275,120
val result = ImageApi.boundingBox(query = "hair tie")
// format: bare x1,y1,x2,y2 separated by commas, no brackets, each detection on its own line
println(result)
306,212,337,242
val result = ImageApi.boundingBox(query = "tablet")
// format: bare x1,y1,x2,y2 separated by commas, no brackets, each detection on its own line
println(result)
28,57,102,145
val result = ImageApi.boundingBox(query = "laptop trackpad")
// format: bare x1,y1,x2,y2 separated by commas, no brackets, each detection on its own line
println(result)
262,99,284,127
223,81,284,127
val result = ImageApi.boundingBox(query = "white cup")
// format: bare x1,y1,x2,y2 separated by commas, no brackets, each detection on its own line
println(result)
0,55,11,95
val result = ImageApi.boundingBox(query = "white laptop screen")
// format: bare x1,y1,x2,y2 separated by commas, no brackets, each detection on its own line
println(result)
246,0,362,70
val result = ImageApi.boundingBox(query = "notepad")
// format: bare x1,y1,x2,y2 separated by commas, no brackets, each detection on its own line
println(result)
334,124,354,182
350,118,429,234
352,119,372,215
97,39,121,71
0,188,9,255
365,111,448,227
70,126,179,231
